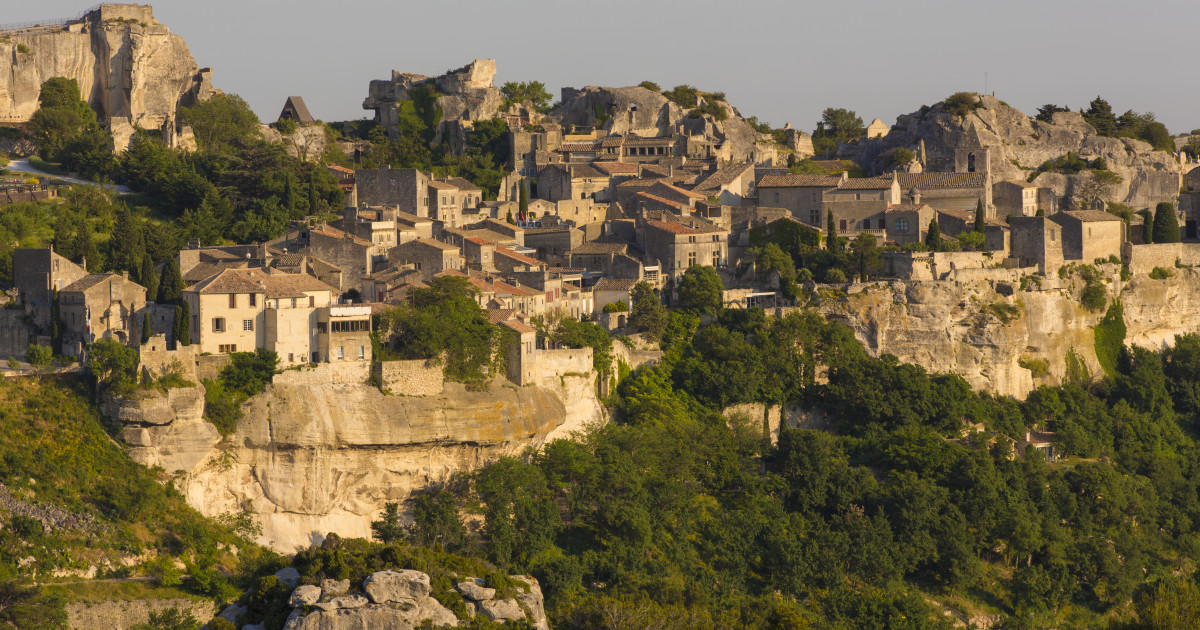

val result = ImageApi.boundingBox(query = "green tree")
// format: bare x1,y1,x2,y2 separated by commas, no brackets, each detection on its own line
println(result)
129,607,199,630
110,203,141,274
826,209,838,252
379,276,498,386
24,345,52,372
677,266,724,315
72,218,98,271
925,218,942,251
0,580,67,630
1141,209,1154,244
943,92,982,117
177,93,261,153
974,199,985,233
628,282,667,341
27,77,104,168
1135,577,1200,630
813,107,864,155
156,257,183,304
173,301,190,347
1153,202,1181,244
518,178,528,219
371,502,405,544
87,338,138,390
1036,104,1069,123
638,81,661,92
141,311,151,344
500,81,553,112
140,255,159,302
407,489,467,552
1083,96,1118,136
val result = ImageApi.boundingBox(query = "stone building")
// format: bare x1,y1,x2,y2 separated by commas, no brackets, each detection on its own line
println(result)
638,219,729,279
316,304,373,364
493,246,547,274
12,247,89,330
183,268,340,364
1009,216,1065,273
693,162,755,205
279,96,314,124
268,225,374,292
523,227,583,265
536,163,613,202
993,179,1039,219
354,168,430,216
898,172,991,214
58,273,147,356
1053,210,1125,262
389,239,464,282
592,277,639,318
755,173,844,226
883,204,936,245
823,175,901,235
866,118,890,139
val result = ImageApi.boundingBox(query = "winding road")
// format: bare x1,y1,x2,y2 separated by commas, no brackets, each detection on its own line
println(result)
4,157,130,193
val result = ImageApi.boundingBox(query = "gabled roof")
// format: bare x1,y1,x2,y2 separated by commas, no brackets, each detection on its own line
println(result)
186,267,335,298
487,308,517,324
501,320,537,334
427,180,457,191
62,273,120,293
1058,210,1123,223
281,96,314,124
646,219,723,235
593,277,640,292
836,177,895,191
897,172,988,190
569,164,605,179
183,261,249,283
591,162,642,175
403,238,461,252
937,208,974,221
570,242,629,256
757,174,842,188
309,225,372,247
885,203,929,213
443,177,481,192
694,163,753,192
636,192,687,211
649,181,706,200
494,246,545,267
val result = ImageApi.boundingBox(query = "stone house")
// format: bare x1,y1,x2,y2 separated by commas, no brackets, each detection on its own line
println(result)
592,277,639,318
183,268,341,365
638,219,729,279
568,242,633,274
536,164,613,202
693,162,755,205
621,136,676,162
509,124,565,177
389,239,464,282
1052,210,1124,262
267,225,374,293
502,319,538,385
59,273,147,356
645,181,706,209
523,227,583,265
337,207,400,252
898,172,991,215
993,180,1039,219
462,237,497,271
460,275,546,316
326,164,355,194
360,267,424,302
494,247,547,274
1009,216,1065,273
354,168,430,217
755,173,844,227
823,175,901,235
632,192,691,216
316,304,373,363
883,204,936,245
12,247,89,330
866,118,890,139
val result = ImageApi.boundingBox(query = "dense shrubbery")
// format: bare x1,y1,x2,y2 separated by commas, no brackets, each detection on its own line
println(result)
203,349,278,435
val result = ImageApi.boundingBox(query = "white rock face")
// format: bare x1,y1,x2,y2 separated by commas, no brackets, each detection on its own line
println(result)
275,567,301,589
363,570,431,604
289,585,322,607
312,594,368,612
480,598,525,623
320,579,350,597
456,579,495,601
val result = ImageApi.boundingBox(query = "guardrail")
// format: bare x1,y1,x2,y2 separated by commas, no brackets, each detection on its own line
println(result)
0,4,100,34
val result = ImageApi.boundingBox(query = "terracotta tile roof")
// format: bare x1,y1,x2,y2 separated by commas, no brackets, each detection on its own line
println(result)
488,308,517,324
636,192,687,210
694,163,752,192
623,137,674,147
569,164,605,179
886,203,927,212
495,246,545,267
984,218,1009,228
651,181,706,200
405,238,461,252
62,273,116,293
1059,210,1123,222
443,177,481,192
937,208,974,221
186,267,335,298
646,220,702,235
571,242,629,256
599,136,625,148
326,164,355,174
897,172,988,190
591,162,641,175
394,210,433,224
639,165,671,178
183,261,248,283
427,180,456,191
593,277,640,292
999,179,1038,188
559,143,599,152
836,177,895,190
463,236,493,246
523,227,571,235
617,177,667,189
501,320,537,334
757,174,842,188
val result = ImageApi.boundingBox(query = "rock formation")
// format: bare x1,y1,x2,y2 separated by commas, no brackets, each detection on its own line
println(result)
867,95,1180,211
0,4,217,128
813,266,1200,399
362,59,504,143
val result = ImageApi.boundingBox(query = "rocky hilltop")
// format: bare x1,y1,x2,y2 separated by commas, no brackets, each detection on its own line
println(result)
111,365,605,552
865,95,1180,211
0,4,216,128
815,265,1200,399
363,59,504,143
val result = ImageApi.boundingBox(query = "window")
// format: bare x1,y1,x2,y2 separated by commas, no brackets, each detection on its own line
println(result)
228,294,236,308
218,344,237,353
839,219,847,231
243,319,253,331
774,192,780,203
712,251,721,266
291,298,297,308
337,346,344,360
317,322,328,333
212,317,226,332
688,251,697,266
895,218,909,232
309,296,315,307
357,346,365,360
863,219,871,230
288,353,294,363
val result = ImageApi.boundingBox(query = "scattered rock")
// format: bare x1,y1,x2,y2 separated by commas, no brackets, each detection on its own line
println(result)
312,594,369,612
479,598,525,623
456,579,495,601
289,585,321,607
363,569,431,604
243,624,265,630
275,567,301,588
216,603,245,625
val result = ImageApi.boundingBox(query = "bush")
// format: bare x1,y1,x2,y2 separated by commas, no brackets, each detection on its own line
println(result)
1018,356,1049,378
9,515,43,539
24,345,52,371
1150,266,1175,280
601,300,628,313
823,268,848,283
943,92,982,117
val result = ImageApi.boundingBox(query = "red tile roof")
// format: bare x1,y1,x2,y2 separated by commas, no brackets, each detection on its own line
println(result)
494,246,545,267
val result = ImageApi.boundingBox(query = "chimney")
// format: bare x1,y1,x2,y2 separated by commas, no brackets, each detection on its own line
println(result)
912,188,922,205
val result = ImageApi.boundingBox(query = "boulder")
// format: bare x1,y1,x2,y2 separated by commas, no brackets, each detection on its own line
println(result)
456,579,495,601
479,598,525,623
312,594,368,612
289,585,321,607
288,601,459,630
320,578,350,597
512,575,549,630
275,567,301,589
363,569,432,604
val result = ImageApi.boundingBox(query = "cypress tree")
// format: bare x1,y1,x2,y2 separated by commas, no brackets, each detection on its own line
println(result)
284,173,297,218
173,301,190,346
157,257,183,304
518,179,529,221
73,218,99,271
141,255,159,303
141,311,151,344
974,199,985,233
111,203,139,273
52,214,74,260
1153,202,1181,244
926,218,942,251
1141,210,1154,244
308,173,319,214
826,210,837,251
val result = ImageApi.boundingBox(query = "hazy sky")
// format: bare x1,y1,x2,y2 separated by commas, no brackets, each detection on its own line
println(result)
10,0,1200,134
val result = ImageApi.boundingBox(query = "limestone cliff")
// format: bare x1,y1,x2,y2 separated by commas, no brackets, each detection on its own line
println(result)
814,265,1200,399
362,59,504,144
110,372,604,552
866,95,1180,211
0,5,215,128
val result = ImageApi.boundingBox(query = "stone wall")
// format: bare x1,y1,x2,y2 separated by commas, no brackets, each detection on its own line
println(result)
195,354,230,382
67,598,215,630
374,360,444,396
537,348,593,380
1124,242,1200,274
139,334,198,380
273,361,370,386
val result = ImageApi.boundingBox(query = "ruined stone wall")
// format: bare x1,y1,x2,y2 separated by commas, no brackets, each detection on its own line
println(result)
536,348,592,380
67,598,216,630
273,361,370,386
138,334,198,380
374,360,444,396
1124,242,1200,274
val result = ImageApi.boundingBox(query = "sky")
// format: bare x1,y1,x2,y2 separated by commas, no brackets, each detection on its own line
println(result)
9,0,1200,134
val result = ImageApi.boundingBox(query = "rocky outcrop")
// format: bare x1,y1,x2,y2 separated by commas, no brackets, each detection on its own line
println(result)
66,598,216,630
0,5,216,128
363,59,504,143
261,124,328,162
813,266,1200,399
103,385,221,475
871,95,1180,211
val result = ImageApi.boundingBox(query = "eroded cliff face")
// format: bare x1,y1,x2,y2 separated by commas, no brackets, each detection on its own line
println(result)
121,375,608,552
815,267,1200,399
0,8,214,127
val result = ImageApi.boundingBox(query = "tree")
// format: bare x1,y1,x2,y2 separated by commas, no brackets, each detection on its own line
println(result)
140,255,159,302
974,199,985,233
87,338,138,390
407,490,467,552
371,502,405,544
638,81,661,92
1073,170,1122,210
1083,96,1118,136
72,218,98,271
943,92,981,117
1141,210,1154,244
813,108,864,155
380,276,498,386
1036,104,1069,123
24,345,52,372
628,282,667,341
1154,202,1181,243
129,607,200,630
677,266,724,315
0,580,67,629
925,218,942,251
141,311,151,344
27,78,102,166
500,81,554,112
173,301,191,347
110,203,141,274
826,210,838,252
157,257,183,304
518,178,529,221
177,93,261,153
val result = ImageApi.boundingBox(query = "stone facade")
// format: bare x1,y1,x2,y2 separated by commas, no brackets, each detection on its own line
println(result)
374,360,445,396
58,273,147,355
388,239,464,282
354,168,430,217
